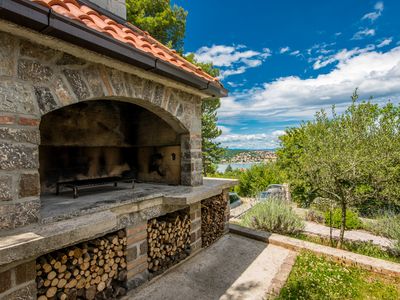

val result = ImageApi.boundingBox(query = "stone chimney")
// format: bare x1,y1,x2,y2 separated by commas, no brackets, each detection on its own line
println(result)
89,0,126,19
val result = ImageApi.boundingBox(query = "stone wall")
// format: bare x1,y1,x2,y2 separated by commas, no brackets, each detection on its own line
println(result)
0,260,36,299
0,30,203,230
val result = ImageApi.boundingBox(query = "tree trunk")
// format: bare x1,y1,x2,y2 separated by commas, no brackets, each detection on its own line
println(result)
329,209,333,247
337,201,347,249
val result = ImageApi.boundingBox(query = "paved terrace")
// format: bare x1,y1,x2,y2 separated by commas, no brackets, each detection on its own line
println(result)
127,234,295,300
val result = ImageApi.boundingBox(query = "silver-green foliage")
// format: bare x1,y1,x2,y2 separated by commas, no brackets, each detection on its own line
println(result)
365,214,400,252
241,198,304,234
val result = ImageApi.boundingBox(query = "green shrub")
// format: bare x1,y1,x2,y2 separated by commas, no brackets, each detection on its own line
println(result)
365,214,400,253
324,208,362,230
241,198,304,234
236,162,285,197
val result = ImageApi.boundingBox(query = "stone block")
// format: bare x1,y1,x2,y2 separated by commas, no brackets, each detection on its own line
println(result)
2,281,36,300
15,261,36,285
0,143,38,170
0,80,37,114
127,245,138,262
18,117,40,127
0,269,12,294
0,199,40,230
19,173,40,198
63,69,90,100
139,240,147,256
0,115,15,125
18,59,53,83
126,222,147,236
152,84,164,106
127,231,147,245
0,175,12,201
20,39,59,62
126,270,149,290
0,127,40,144
142,80,154,101
52,76,75,106
82,65,106,98
108,68,126,96
124,73,144,99
34,86,58,114
56,53,86,66
0,32,17,77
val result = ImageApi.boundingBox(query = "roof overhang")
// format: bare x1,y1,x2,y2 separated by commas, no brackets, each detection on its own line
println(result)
0,0,228,98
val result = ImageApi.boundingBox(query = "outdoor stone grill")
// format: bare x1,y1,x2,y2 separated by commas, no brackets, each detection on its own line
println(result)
0,0,236,299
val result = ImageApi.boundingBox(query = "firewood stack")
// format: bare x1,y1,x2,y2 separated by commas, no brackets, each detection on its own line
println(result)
147,210,191,274
201,194,227,247
36,230,127,300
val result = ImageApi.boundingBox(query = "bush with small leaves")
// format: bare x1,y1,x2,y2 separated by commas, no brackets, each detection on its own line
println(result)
324,208,362,230
241,198,304,234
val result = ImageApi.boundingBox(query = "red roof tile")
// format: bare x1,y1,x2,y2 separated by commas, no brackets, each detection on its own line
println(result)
30,0,221,86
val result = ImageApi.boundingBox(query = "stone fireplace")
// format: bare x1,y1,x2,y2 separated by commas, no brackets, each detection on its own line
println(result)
0,0,236,299
40,100,183,194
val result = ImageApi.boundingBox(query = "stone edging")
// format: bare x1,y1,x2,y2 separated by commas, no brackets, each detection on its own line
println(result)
229,224,400,277
266,251,297,299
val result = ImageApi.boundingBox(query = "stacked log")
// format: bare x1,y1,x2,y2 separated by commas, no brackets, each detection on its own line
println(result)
36,230,127,300
201,194,227,247
147,210,191,274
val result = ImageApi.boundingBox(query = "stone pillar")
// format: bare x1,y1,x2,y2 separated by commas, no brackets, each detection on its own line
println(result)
126,222,149,290
223,189,230,234
189,202,202,253
0,260,36,299
0,115,41,230
181,134,203,186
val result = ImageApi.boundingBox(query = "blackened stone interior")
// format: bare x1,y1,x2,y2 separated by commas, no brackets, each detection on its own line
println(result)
39,100,181,193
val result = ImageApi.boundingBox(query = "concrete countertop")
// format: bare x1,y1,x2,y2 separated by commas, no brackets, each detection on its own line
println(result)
0,178,237,268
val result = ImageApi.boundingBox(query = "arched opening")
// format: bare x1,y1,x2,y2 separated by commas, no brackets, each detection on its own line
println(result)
39,100,183,196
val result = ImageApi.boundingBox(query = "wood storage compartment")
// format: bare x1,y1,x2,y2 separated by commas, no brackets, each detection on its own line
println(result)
36,230,127,300
147,208,191,275
201,194,227,247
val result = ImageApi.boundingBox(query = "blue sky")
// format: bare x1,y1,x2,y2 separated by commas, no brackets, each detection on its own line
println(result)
174,0,400,149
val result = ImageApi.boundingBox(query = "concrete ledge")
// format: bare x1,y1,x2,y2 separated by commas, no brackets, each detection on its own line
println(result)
230,224,400,277
0,211,118,269
163,178,238,205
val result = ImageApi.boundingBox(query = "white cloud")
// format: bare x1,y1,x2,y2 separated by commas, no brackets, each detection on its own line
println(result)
377,37,392,48
218,125,231,134
215,132,283,149
362,1,384,22
192,44,271,79
312,44,376,70
218,46,400,126
352,28,376,40
289,50,301,56
280,47,290,54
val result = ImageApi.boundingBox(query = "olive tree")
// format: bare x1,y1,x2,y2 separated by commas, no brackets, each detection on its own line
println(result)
280,90,400,247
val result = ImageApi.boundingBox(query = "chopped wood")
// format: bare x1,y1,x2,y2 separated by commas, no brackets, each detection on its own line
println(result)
36,230,127,299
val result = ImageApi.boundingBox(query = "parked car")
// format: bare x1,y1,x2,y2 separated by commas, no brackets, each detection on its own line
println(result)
258,184,285,201
229,192,242,208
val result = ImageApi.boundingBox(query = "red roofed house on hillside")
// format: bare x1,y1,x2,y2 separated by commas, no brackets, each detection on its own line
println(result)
0,0,235,298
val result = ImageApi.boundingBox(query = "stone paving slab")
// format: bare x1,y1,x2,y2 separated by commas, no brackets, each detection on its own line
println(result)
127,234,294,300
303,221,394,248
230,224,400,277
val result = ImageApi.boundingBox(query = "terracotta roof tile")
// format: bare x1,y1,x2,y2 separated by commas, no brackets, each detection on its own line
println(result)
30,0,221,86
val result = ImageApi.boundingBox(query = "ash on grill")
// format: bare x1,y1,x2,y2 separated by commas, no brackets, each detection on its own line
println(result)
36,230,127,300
147,209,191,275
201,194,227,247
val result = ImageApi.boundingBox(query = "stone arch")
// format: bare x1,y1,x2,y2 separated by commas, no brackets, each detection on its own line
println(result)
33,62,201,136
